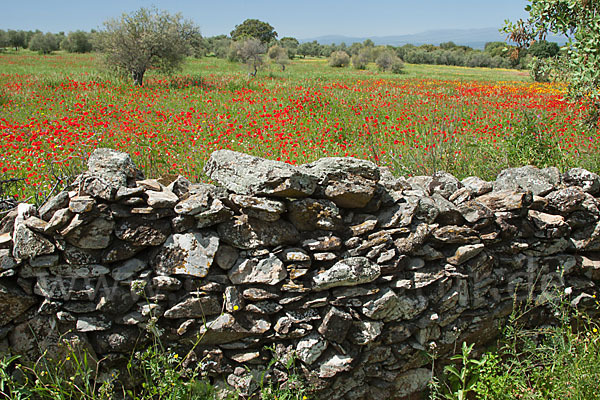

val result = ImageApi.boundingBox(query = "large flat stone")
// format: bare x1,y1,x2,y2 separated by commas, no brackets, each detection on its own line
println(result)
152,231,219,277
204,150,317,197
312,257,380,291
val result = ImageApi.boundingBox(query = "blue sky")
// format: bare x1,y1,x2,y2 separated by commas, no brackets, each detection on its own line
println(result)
1,0,531,39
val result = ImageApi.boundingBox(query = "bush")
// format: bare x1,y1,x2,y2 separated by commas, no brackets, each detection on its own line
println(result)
376,51,404,73
28,32,60,54
329,50,350,67
352,48,371,70
60,31,92,53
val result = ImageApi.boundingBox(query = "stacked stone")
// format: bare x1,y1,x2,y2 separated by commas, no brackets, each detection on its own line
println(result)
0,148,599,399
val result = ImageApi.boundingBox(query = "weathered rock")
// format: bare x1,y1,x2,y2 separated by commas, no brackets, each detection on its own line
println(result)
318,353,354,378
296,333,328,365
563,168,600,194
86,148,143,188
528,210,570,238
318,307,353,342
164,296,222,318
215,244,239,270
64,216,114,249
348,321,384,345
302,235,342,251
217,215,298,249
204,150,316,197
393,368,432,398
429,171,463,199
146,189,179,208
152,231,219,277
364,288,428,321
38,191,70,221
111,258,146,281
458,200,493,223
245,301,282,314
115,217,171,247
476,190,532,211
461,176,493,196
49,264,110,278
76,316,111,332
0,281,37,326
24,216,49,233
196,313,271,345
69,196,96,213
228,254,287,285
34,277,96,300
377,202,416,228
545,187,587,214
0,249,16,271
91,327,141,353
433,225,480,244
494,165,560,196
230,194,286,221
224,286,244,313
447,244,485,265
45,208,74,233
312,257,380,291
12,224,55,260
195,198,234,228
103,239,145,263
288,198,343,231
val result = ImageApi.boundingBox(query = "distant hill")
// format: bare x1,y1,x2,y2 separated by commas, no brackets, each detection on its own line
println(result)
300,27,567,49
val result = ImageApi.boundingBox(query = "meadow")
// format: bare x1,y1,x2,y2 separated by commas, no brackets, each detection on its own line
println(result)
1,51,598,203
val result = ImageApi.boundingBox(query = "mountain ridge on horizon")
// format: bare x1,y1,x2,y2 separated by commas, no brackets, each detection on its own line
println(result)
299,27,567,50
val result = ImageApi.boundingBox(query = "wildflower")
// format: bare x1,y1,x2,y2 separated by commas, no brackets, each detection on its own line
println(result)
233,305,240,311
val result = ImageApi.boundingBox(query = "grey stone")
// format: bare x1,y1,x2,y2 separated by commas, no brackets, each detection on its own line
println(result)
115,217,170,247
0,249,16,271
146,189,179,208
296,333,328,365
112,258,146,281
224,286,244,313
377,202,416,228
458,200,493,223
245,301,282,314
103,240,144,263
39,191,70,221
318,307,353,342
312,257,380,291
494,165,560,196
86,148,143,188
215,244,239,270
545,187,587,214
197,313,271,345
195,198,233,228
447,244,485,265
363,288,428,321
478,190,532,212
288,198,343,231
49,264,110,278
348,321,384,345
230,194,286,221
429,171,463,199
563,168,600,194
228,254,287,285
76,316,111,332
152,231,219,278
318,353,353,378
12,224,55,261
461,176,493,196
281,248,311,262
64,216,114,249
407,176,432,192
23,216,49,233
204,150,317,197
45,208,73,233
164,296,222,318
34,277,96,301
151,276,182,291
393,368,432,397
217,215,298,249
433,225,480,244
69,196,96,213
0,281,37,326
301,235,342,251
242,288,279,301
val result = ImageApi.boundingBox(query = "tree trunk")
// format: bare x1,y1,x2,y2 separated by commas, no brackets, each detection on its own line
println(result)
281,64,285,71
132,70,145,86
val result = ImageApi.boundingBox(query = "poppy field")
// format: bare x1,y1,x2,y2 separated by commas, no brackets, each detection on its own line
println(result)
1,52,599,202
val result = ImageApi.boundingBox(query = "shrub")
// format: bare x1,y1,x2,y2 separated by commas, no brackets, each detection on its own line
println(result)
60,31,92,53
328,50,350,67
28,32,60,54
352,48,371,70
376,51,404,73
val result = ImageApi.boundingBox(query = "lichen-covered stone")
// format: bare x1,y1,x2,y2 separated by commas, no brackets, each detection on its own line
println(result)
86,148,143,188
563,168,600,194
152,231,219,277
228,254,287,285
64,216,114,249
204,150,317,197
164,296,222,318
288,198,343,231
312,257,380,291
0,281,36,326
217,215,298,249
494,165,561,196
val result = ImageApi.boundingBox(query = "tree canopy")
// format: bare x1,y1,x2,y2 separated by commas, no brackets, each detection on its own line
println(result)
505,0,600,126
230,19,277,44
99,7,200,85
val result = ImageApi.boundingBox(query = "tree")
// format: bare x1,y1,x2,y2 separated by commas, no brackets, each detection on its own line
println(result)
352,48,371,70
329,50,350,67
0,30,8,50
376,50,404,73
267,45,289,71
99,7,199,85
280,36,299,59
504,0,600,125
528,40,560,58
230,19,277,44
8,30,26,50
28,32,60,54
232,38,266,76
60,31,92,53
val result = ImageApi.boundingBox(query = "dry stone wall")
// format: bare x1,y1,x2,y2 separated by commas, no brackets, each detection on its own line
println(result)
1,148,600,399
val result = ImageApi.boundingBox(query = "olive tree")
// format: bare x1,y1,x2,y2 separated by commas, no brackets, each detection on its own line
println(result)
60,31,93,53
505,0,600,125
232,38,266,76
230,19,277,44
99,7,200,85
28,32,60,54
268,45,289,71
